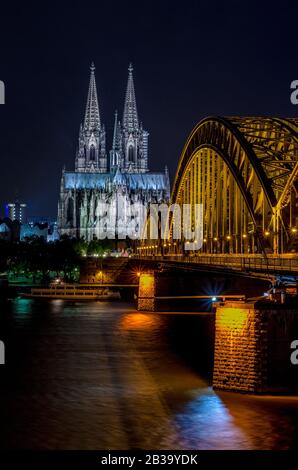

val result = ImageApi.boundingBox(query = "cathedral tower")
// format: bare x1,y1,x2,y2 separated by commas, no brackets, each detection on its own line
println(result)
110,64,149,173
75,63,107,172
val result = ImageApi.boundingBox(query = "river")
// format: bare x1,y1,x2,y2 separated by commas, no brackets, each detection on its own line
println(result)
0,298,298,449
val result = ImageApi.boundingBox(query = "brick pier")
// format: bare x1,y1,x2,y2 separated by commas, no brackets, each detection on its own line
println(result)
213,301,298,393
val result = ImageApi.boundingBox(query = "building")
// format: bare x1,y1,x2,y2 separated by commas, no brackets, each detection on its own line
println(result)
58,63,170,241
21,217,59,242
20,223,48,241
0,221,11,241
6,201,27,223
0,218,20,241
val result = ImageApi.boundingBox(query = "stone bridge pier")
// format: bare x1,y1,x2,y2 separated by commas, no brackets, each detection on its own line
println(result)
213,300,298,393
137,272,156,311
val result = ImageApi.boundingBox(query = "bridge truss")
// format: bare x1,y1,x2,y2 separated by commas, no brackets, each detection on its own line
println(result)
144,117,298,256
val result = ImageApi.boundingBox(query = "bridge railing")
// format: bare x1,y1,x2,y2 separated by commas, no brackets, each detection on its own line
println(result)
136,253,298,274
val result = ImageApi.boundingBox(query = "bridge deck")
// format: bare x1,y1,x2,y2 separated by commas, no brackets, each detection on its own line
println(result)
137,254,298,277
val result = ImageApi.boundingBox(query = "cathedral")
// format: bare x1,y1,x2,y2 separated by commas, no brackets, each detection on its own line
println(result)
57,63,170,241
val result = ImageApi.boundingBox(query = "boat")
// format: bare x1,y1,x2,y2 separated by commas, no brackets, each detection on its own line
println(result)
21,284,121,300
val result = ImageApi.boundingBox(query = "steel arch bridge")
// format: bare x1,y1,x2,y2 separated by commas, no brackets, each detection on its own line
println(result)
139,116,298,261
164,116,298,256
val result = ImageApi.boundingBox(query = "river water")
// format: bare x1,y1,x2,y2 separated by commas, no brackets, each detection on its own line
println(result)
0,298,298,450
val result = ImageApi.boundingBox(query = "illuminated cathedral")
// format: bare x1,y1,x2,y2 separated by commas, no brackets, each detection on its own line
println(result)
57,63,170,241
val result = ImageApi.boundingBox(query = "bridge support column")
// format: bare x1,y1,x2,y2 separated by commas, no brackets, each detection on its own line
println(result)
213,300,298,393
137,272,156,311
213,301,268,393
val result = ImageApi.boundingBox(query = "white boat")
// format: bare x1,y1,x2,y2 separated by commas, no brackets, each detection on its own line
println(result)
21,284,121,300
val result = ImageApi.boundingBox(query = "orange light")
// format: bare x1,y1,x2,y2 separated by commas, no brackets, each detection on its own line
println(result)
226,235,231,240
264,231,270,236
139,273,154,289
120,313,161,331
137,271,141,277
217,307,247,331
291,227,297,234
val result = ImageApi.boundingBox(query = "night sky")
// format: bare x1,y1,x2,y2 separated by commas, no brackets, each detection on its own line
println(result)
0,0,297,218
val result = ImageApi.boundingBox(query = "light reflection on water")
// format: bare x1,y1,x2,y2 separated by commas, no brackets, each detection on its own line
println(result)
119,312,163,331
11,298,33,315
0,298,297,449
173,389,251,450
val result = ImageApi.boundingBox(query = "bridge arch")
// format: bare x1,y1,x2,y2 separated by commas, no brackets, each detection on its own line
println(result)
170,117,298,254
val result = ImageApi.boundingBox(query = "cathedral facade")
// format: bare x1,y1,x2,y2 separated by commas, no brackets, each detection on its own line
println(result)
58,63,170,241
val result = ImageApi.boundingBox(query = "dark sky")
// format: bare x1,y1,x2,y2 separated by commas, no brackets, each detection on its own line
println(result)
0,0,297,218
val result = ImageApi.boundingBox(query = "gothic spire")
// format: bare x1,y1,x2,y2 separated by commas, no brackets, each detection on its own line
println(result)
123,63,139,131
84,62,101,131
112,110,119,150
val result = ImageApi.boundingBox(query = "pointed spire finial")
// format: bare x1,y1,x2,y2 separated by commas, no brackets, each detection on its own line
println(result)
84,63,101,130
123,63,138,130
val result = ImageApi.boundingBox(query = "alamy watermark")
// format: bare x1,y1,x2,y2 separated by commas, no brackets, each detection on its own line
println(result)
290,340,298,365
0,340,5,365
76,197,204,250
290,80,298,104
0,80,4,104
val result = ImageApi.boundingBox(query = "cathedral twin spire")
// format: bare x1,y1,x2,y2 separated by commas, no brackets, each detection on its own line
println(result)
123,63,139,131
75,63,106,173
75,62,149,174
83,62,101,131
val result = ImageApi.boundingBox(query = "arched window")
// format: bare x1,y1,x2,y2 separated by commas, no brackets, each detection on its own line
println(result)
66,198,74,227
128,146,134,162
90,145,95,161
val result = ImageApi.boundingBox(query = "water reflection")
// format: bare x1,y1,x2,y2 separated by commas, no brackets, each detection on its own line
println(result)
11,298,33,315
173,389,251,449
119,312,162,331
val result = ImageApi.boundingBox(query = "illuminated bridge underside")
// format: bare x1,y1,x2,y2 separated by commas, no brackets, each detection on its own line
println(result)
170,117,298,255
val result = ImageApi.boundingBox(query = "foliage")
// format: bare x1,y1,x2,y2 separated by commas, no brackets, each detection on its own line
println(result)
0,237,80,282
0,237,125,283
